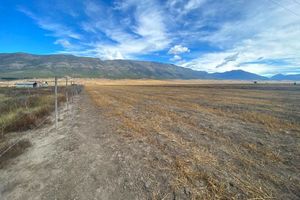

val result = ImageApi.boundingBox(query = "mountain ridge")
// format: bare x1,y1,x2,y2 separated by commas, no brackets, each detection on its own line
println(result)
0,53,299,80
271,73,300,81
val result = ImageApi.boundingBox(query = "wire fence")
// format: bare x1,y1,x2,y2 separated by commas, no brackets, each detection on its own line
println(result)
0,77,83,159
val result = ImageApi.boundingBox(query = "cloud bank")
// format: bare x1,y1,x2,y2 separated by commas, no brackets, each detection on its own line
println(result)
18,0,300,75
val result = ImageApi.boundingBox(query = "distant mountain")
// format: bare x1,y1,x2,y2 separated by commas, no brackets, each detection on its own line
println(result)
210,70,268,80
0,52,268,80
101,60,209,79
0,53,208,79
271,73,300,81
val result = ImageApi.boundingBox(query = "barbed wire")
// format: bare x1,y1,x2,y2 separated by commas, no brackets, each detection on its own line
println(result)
0,114,51,158
0,83,82,159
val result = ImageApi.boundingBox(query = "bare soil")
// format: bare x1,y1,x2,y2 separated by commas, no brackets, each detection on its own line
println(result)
85,83,300,199
0,91,158,200
1,83,299,200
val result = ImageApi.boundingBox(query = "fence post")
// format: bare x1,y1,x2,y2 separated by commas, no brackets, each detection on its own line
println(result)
71,81,74,103
55,77,58,130
65,77,69,110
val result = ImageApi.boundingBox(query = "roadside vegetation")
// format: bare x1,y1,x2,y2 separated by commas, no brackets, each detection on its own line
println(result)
0,87,66,135
0,86,66,168
86,82,300,199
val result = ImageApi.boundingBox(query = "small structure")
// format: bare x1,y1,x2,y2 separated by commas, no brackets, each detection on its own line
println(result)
294,82,297,85
253,81,258,84
15,81,48,88
15,81,39,88
41,81,48,87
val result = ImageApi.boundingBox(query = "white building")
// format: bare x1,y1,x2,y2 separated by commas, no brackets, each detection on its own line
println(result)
15,82,39,88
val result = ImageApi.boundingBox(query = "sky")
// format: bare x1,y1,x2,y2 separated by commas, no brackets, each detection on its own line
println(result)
0,0,300,76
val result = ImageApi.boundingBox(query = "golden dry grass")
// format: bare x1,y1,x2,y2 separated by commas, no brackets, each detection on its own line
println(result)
0,87,67,135
85,80,300,199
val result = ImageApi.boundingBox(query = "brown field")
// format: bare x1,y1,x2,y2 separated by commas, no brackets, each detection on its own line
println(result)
85,80,300,199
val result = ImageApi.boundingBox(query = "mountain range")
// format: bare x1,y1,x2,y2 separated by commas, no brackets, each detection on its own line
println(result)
0,53,299,80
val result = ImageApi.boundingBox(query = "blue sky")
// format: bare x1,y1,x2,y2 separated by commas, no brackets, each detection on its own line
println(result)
0,0,300,75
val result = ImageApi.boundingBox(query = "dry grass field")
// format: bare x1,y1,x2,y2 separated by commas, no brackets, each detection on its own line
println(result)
85,81,300,199
0,87,68,169
0,87,65,133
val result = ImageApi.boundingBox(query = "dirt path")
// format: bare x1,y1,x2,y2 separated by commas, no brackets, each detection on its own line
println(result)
0,91,154,200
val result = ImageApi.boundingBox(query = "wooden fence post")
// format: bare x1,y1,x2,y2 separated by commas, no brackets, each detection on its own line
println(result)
55,77,58,130
71,81,74,103
65,77,69,110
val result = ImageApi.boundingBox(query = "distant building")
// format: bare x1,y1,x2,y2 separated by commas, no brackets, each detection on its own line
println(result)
15,81,49,88
42,81,48,87
15,81,39,88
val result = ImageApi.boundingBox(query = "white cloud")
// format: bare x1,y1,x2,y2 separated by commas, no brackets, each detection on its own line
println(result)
168,45,190,55
54,39,72,48
166,0,206,16
96,48,124,60
184,0,206,13
179,0,300,75
18,0,300,74
78,0,171,59
18,7,81,40
171,55,182,61
18,0,172,60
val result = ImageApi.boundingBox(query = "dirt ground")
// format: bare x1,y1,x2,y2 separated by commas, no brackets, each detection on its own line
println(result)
85,83,300,199
0,82,299,199
0,91,160,199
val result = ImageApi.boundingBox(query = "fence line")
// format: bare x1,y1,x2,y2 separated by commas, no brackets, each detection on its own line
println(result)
0,77,82,159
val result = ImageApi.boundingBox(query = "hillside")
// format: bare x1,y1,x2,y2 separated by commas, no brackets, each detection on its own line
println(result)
0,53,269,80
210,70,268,80
0,53,209,79
271,74,300,81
